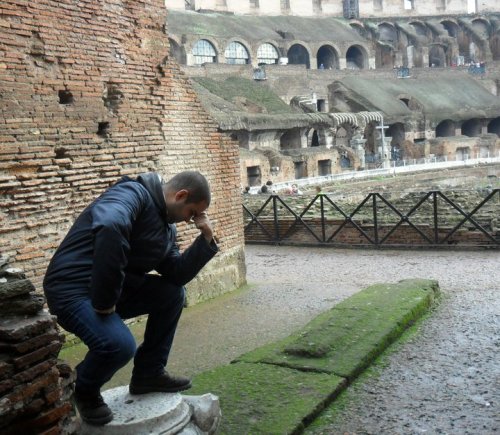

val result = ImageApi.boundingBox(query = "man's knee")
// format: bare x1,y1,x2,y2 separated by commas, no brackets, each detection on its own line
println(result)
94,330,136,365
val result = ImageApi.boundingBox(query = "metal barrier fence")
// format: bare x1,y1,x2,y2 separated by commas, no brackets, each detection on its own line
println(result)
243,189,500,248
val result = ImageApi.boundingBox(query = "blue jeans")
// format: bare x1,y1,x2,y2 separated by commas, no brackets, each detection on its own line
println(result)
54,275,185,394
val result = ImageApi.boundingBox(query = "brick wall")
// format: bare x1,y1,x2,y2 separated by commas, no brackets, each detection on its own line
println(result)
0,0,246,304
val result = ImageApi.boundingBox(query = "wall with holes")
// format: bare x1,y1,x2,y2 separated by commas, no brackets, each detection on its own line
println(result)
0,0,246,304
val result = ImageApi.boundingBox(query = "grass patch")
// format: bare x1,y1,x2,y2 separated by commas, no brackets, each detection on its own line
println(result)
193,76,294,114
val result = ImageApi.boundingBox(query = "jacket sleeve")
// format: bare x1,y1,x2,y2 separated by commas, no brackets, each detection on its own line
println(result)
89,184,145,310
155,228,218,286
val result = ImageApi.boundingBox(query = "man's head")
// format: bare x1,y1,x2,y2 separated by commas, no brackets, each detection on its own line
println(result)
162,171,211,224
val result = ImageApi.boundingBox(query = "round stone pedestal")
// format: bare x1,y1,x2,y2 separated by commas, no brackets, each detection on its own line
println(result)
80,386,190,434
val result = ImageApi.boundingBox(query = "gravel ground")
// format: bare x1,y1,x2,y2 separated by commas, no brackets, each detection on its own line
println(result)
99,245,499,433
245,246,499,435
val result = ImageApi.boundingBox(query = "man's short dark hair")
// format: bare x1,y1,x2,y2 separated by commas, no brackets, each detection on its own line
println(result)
165,171,211,205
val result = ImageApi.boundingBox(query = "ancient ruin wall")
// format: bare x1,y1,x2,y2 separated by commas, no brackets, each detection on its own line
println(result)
0,0,246,304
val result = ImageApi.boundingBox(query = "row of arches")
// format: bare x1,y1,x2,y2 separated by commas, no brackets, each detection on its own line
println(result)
351,16,500,68
287,117,500,157
436,117,500,138
169,37,369,69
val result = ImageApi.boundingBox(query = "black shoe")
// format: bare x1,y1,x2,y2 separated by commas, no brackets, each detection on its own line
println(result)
73,390,113,426
129,371,192,394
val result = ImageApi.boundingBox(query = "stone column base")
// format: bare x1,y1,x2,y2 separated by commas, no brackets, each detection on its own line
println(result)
80,386,221,435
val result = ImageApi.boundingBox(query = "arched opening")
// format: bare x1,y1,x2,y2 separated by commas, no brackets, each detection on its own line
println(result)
346,45,366,70
376,22,397,68
429,45,446,67
192,39,217,65
335,125,350,147
410,22,428,39
311,130,319,146
317,45,339,69
257,43,279,65
376,44,395,68
461,119,482,137
288,44,310,69
436,120,456,137
441,20,459,38
378,23,397,46
472,19,490,39
225,41,250,64
387,123,406,152
487,117,500,136
169,38,186,65
280,128,303,150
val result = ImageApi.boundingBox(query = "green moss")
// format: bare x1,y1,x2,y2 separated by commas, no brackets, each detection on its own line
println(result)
305,297,443,433
237,280,439,379
193,77,294,114
190,362,346,435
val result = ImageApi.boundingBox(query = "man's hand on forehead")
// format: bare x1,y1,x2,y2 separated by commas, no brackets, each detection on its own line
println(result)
192,212,214,243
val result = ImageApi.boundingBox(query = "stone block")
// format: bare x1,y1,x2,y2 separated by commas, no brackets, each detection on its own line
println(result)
0,311,56,341
0,279,35,300
0,293,45,316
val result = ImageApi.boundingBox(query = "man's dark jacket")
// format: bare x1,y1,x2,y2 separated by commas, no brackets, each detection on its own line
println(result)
43,173,218,313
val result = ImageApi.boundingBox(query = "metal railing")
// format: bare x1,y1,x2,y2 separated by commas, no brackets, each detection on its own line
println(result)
243,189,500,248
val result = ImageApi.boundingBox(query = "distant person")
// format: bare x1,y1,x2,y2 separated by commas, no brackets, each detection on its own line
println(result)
259,185,269,194
43,171,218,426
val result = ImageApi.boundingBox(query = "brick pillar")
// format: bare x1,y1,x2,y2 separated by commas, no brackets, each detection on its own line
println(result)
0,256,78,434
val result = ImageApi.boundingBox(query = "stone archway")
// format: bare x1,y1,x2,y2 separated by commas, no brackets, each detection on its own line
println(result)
346,45,366,69
377,23,397,69
387,122,405,149
316,45,339,69
307,128,320,147
429,45,446,67
376,43,395,68
487,117,500,136
461,119,482,137
436,120,456,137
335,125,352,147
288,44,310,69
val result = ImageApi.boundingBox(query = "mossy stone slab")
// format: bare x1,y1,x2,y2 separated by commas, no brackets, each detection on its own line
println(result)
190,362,346,435
237,279,439,379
